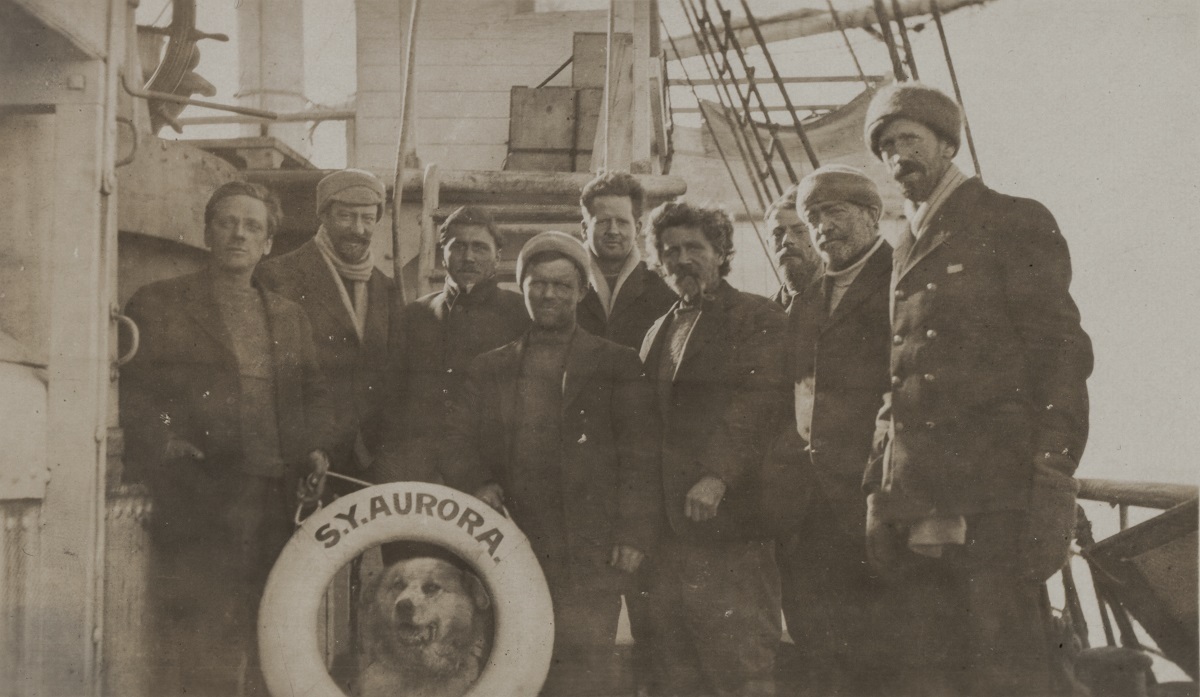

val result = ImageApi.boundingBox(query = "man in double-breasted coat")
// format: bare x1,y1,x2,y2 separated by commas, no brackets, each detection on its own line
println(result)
777,165,896,696
863,82,1094,696
639,201,790,697
122,182,336,696
443,232,661,697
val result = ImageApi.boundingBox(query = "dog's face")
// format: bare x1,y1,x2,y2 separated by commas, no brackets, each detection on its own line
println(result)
363,557,492,685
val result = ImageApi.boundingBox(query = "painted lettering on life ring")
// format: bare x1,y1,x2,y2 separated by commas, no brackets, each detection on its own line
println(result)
313,490,505,560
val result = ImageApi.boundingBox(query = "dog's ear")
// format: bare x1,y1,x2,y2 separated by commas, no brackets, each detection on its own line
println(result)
462,570,491,611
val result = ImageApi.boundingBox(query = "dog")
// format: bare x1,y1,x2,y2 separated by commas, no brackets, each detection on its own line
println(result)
359,552,493,697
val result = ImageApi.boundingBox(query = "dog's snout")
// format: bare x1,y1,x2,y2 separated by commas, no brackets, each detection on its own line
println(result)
393,597,415,622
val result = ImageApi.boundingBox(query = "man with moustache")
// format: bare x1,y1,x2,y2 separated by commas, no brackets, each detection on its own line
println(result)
376,206,528,485
258,169,394,482
443,231,661,697
863,82,1093,695
764,185,821,310
122,182,336,696
576,171,677,349
640,202,790,697
776,165,894,696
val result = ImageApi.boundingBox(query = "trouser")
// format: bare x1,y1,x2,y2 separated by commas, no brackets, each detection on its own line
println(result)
777,494,901,697
888,510,1061,697
541,578,625,697
627,560,657,694
649,536,781,697
149,474,292,697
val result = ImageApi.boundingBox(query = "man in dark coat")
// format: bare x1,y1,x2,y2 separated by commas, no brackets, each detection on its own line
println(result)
121,182,336,696
443,232,661,697
576,171,677,349
863,82,1094,696
257,168,394,479
777,165,896,696
640,202,789,697
377,206,528,484
764,184,821,311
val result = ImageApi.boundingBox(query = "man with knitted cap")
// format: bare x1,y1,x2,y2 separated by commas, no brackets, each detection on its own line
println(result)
258,168,396,484
863,82,1094,695
775,164,895,695
442,231,661,697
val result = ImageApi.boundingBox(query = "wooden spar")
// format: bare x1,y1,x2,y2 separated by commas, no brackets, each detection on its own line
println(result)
603,0,616,170
1077,478,1198,511
392,0,420,296
666,0,993,60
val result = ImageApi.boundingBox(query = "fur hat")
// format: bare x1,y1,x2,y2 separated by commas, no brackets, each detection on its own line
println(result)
796,165,883,218
516,231,591,284
316,168,386,213
864,82,962,159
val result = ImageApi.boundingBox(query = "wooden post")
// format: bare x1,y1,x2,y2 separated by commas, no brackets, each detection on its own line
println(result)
418,164,440,298
391,0,421,297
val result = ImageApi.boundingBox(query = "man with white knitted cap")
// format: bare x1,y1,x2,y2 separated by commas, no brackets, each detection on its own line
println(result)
443,231,662,697
776,164,895,696
863,82,1094,695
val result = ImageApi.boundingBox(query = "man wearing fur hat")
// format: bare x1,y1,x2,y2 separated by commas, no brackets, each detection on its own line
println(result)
777,165,895,696
258,169,396,482
863,82,1093,695
443,231,662,697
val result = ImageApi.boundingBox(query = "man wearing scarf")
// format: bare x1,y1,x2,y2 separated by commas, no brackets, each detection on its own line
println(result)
862,82,1093,696
258,168,395,481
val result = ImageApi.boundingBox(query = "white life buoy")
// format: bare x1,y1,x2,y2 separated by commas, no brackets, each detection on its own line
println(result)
259,482,554,697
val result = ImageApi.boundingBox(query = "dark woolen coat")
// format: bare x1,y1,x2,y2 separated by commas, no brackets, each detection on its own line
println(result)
378,279,529,482
443,328,662,588
866,178,1093,518
789,242,893,537
640,280,791,542
578,261,677,350
256,240,395,468
120,270,337,534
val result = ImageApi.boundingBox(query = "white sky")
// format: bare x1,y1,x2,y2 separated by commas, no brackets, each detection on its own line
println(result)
148,0,1200,486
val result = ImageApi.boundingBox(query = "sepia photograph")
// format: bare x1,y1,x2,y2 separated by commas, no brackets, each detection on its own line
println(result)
0,0,1196,695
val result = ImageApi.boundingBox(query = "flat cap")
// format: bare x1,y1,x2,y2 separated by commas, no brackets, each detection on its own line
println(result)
796,165,883,218
316,168,385,213
516,231,591,283
864,82,962,159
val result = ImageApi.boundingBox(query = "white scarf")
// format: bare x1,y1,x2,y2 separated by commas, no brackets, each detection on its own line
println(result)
588,249,641,319
313,226,371,340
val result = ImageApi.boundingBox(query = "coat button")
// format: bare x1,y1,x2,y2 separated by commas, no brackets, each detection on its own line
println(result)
926,282,938,291
926,329,938,339
890,375,901,387
894,289,905,299
894,421,905,432
892,334,904,345
446,368,454,374
925,421,937,429
923,373,936,382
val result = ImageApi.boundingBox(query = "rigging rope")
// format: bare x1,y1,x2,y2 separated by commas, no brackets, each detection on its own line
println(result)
931,0,982,178
871,0,908,81
890,0,920,80
662,18,781,285
825,0,873,90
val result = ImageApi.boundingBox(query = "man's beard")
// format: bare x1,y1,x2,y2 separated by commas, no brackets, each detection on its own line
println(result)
666,264,719,300
781,257,817,292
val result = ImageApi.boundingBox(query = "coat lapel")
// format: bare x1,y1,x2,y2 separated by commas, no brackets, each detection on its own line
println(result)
493,340,524,436
298,242,361,339
676,282,733,377
610,263,646,319
562,330,602,408
824,243,891,331
895,179,983,283
180,272,235,359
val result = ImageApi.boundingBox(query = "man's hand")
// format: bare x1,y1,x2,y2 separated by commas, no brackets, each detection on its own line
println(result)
163,436,204,461
297,449,331,504
609,545,645,574
473,483,505,512
685,475,727,522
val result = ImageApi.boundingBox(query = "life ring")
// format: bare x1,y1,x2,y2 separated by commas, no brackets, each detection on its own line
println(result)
258,482,554,697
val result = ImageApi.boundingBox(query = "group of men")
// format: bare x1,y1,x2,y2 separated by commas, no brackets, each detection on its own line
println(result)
122,81,1093,697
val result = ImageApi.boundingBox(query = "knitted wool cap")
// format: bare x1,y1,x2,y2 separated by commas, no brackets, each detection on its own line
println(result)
315,168,385,213
796,164,883,218
516,231,591,284
864,82,962,159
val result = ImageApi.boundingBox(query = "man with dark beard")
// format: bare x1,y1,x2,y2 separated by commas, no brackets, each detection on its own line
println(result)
640,202,789,697
863,82,1093,696
764,185,821,310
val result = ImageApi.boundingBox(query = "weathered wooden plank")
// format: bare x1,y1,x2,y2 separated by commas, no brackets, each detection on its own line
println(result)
509,86,578,150
420,117,510,146
590,33,634,171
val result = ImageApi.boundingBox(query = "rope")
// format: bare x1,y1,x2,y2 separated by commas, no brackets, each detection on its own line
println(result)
890,0,920,80
931,0,982,179
825,0,873,90
663,19,781,286
871,0,907,81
